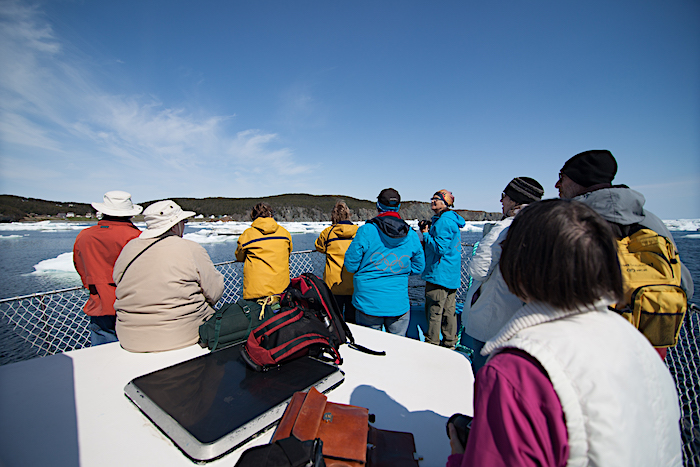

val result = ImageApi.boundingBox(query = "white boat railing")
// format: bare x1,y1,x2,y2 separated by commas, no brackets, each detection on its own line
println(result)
0,248,698,465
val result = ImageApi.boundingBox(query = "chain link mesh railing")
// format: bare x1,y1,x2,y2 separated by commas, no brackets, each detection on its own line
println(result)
667,307,700,465
0,248,698,464
0,250,331,363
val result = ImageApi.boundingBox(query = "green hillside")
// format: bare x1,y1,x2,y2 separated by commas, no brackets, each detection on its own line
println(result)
0,194,501,222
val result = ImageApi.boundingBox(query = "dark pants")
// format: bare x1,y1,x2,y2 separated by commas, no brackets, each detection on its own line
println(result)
424,282,458,347
88,315,118,346
333,294,356,324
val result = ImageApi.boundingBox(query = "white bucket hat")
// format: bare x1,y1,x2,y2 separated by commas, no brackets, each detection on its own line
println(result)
92,191,142,217
140,200,195,239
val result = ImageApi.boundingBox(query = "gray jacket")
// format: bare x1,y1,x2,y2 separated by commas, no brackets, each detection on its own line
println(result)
574,187,694,299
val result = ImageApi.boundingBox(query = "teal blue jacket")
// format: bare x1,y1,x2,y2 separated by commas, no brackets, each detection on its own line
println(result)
421,210,465,289
344,213,425,317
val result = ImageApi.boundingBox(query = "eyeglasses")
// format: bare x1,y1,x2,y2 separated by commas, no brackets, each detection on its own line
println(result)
558,172,565,183
500,192,507,201
430,197,441,202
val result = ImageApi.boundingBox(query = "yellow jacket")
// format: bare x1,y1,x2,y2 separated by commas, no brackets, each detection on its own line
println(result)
314,221,358,295
235,217,292,299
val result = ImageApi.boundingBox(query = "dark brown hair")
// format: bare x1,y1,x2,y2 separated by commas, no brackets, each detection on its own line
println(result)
250,202,274,220
331,201,351,224
499,199,623,310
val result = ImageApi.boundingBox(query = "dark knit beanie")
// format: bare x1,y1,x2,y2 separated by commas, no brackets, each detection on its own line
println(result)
377,188,401,212
561,150,617,187
503,177,544,205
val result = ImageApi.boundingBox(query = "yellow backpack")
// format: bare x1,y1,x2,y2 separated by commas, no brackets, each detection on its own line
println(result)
614,228,687,348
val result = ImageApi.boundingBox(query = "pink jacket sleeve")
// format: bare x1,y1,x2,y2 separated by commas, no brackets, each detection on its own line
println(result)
447,349,569,467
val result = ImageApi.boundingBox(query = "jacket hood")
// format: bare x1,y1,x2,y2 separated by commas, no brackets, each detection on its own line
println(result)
332,221,358,239
368,215,410,239
252,217,280,235
574,187,646,225
432,210,466,228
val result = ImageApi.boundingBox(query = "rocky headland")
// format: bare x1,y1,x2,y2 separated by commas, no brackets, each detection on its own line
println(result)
0,194,501,223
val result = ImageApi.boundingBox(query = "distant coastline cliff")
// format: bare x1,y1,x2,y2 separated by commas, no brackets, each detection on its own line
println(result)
0,194,502,223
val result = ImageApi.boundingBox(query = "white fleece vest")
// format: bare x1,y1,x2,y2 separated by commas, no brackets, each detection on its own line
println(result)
484,301,682,467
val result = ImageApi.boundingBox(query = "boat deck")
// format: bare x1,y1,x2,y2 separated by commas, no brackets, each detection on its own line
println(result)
0,323,473,466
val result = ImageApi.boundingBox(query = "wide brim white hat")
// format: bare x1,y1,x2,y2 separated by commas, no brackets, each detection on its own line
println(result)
92,191,142,217
140,200,195,239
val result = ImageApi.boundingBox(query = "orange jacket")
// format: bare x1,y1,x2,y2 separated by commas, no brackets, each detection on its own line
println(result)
73,219,141,316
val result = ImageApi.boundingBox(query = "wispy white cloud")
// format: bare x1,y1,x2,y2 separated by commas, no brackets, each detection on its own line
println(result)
277,78,329,130
0,0,312,200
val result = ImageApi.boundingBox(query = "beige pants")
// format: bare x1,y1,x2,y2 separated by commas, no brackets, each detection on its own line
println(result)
424,282,457,347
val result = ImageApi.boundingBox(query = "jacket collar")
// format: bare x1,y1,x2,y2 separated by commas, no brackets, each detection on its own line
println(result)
376,211,402,219
483,298,614,355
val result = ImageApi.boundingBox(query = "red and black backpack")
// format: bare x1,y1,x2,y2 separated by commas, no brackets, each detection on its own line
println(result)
241,273,384,371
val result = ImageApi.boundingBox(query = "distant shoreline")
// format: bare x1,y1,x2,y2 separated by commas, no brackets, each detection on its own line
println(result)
1,194,503,223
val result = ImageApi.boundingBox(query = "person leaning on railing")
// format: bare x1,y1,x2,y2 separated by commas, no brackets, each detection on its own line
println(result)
113,201,224,353
314,200,358,323
235,202,292,300
73,191,142,346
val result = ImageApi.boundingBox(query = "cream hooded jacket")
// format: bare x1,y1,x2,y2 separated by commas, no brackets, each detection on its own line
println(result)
113,234,224,352
464,217,524,342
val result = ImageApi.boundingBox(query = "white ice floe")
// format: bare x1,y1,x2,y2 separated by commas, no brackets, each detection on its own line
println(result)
0,235,24,239
4,217,698,239
461,221,491,233
32,252,78,275
183,229,237,244
0,221,91,232
663,219,700,232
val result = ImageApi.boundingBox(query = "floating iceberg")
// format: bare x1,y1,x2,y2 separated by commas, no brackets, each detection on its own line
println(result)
32,252,78,275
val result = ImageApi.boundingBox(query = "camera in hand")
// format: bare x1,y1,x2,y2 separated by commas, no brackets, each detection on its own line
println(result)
446,413,472,448
418,219,432,231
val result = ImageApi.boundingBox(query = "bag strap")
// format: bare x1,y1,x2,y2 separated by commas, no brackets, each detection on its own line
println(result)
300,273,386,357
212,300,252,351
348,342,386,356
257,295,280,320
116,235,168,283
324,225,338,253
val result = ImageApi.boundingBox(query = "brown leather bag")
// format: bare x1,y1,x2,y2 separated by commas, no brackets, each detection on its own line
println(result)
273,387,419,467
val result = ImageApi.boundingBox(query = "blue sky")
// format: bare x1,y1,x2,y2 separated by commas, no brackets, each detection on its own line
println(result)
1,0,698,219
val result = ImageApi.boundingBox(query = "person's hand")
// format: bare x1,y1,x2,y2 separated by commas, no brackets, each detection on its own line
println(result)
448,423,466,455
